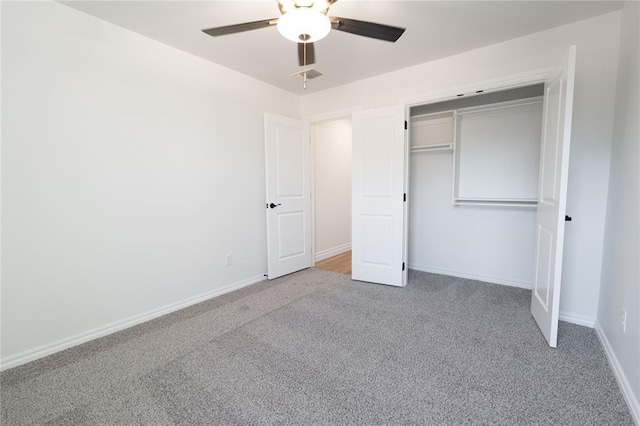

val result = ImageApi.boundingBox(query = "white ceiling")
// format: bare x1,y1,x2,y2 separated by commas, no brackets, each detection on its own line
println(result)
60,0,623,95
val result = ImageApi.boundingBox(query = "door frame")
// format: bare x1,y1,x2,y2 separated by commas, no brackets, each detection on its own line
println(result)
400,66,555,276
400,67,554,110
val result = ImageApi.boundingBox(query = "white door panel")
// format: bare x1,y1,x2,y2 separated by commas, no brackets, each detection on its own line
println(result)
531,46,576,347
352,106,407,287
265,113,311,279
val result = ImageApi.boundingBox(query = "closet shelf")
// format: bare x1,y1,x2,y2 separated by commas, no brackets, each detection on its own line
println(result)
410,143,453,153
452,198,538,208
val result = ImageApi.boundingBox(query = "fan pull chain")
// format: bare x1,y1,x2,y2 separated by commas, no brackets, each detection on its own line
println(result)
303,41,307,89
298,33,311,90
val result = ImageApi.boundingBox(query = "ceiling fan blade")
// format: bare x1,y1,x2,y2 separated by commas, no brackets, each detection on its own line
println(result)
202,18,278,37
298,42,316,66
330,17,405,42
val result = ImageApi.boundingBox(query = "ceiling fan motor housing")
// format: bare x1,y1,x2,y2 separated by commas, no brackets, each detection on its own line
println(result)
277,8,331,43
277,0,335,15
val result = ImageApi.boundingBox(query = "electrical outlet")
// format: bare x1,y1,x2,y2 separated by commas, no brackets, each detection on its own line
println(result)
225,254,233,267
622,309,627,333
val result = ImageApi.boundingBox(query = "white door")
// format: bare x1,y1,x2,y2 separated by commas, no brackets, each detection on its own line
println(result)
352,106,407,286
264,113,312,279
531,46,577,347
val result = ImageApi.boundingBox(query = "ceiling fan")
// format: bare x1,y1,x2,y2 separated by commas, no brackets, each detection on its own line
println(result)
202,0,406,87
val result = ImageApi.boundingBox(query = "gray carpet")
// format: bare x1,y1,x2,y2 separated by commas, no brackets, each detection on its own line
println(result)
0,268,633,425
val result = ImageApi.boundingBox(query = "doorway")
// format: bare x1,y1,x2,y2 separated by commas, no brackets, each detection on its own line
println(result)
312,118,352,275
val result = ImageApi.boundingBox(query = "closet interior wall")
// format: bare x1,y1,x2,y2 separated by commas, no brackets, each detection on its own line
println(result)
408,85,544,288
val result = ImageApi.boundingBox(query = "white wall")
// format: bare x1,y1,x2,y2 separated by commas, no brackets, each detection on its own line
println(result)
0,1,299,364
313,119,352,261
302,11,622,325
598,1,640,420
409,152,537,289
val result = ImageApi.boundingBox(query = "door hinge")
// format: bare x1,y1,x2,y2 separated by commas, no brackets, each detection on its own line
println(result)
404,120,407,130
402,262,405,271
403,193,407,202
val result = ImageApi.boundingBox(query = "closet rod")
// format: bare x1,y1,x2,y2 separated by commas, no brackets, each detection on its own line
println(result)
455,97,543,116
452,199,538,208
410,110,456,120
410,143,453,153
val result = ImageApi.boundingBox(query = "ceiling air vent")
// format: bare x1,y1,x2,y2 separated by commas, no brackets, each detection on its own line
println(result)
290,68,323,80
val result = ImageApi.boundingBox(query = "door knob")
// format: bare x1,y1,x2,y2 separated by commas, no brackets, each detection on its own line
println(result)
269,203,281,209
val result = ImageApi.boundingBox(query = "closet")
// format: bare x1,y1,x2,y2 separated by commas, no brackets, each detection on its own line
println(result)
408,84,545,288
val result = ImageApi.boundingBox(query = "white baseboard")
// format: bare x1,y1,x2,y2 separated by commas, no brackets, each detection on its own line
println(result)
558,312,595,328
315,243,351,263
595,322,640,424
408,263,533,290
0,274,266,371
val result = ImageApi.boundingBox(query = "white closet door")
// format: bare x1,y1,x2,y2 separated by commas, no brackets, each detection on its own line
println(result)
531,46,577,347
352,106,407,287
264,113,312,279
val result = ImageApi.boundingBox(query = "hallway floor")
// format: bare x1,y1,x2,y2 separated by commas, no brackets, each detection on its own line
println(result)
315,251,351,275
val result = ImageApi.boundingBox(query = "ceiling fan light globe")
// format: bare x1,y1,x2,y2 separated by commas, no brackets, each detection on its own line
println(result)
277,9,331,43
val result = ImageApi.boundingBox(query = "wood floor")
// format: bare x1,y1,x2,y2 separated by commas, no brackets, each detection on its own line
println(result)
315,251,351,275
